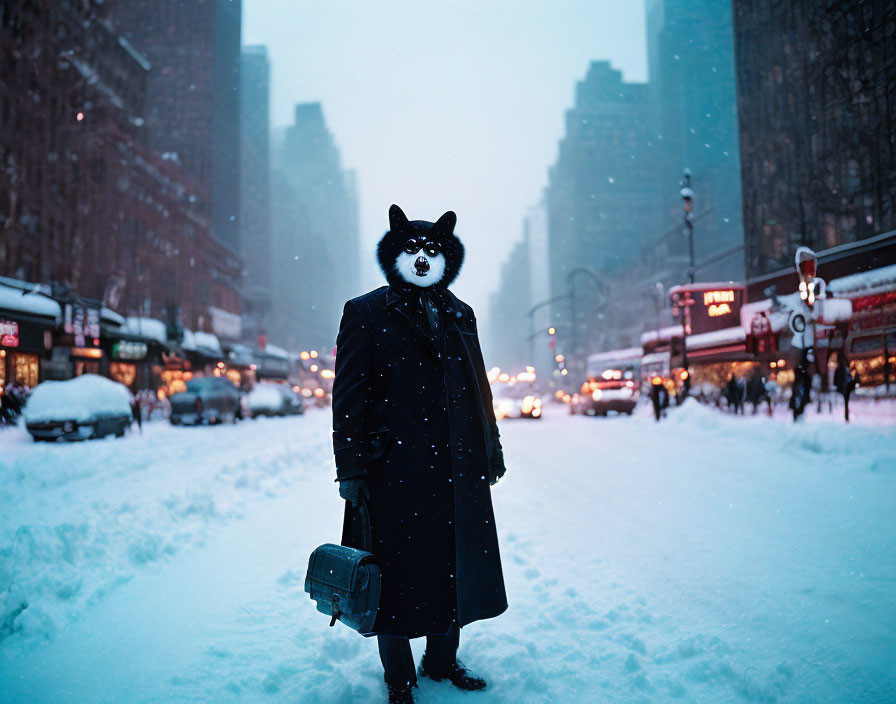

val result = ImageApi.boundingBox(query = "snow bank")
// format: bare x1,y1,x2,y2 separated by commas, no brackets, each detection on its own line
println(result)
22,374,133,424
1,403,894,702
0,411,327,653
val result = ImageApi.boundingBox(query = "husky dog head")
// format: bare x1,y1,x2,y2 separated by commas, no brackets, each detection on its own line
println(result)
377,204,464,289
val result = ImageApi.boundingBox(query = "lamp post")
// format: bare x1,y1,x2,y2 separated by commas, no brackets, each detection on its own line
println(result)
680,169,695,284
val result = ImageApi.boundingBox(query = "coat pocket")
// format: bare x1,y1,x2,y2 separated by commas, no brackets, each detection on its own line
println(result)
367,429,390,461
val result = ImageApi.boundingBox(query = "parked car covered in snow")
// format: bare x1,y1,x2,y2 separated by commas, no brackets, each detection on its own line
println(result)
246,382,304,417
169,377,241,425
24,374,134,441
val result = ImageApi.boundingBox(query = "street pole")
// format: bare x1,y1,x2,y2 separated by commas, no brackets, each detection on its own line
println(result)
678,170,696,398
681,170,695,285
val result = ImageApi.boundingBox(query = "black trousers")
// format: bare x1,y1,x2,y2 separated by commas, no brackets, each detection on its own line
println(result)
377,622,460,687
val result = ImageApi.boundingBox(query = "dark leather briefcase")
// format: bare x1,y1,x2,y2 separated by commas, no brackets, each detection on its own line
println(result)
304,499,380,635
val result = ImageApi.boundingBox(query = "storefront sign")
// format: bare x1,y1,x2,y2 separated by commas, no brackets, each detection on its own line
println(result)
113,341,148,361
0,320,19,347
71,347,103,359
703,290,735,317
672,285,745,336
64,305,101,346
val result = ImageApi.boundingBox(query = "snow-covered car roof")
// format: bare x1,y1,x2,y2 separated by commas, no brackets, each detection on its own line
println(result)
246,383,286,411
24,374,133,424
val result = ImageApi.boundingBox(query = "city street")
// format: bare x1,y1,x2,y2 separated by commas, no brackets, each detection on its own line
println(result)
1,404,894,703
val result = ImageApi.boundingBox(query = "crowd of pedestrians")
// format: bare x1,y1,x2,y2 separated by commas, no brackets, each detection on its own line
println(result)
718,356,860,423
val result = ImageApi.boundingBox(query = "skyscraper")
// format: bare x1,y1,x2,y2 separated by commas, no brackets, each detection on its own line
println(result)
646,0,744,280
271,104,360,351
111,0,242,254
732,0,896,278
239,46,272,345
547,61,658,279
545,61,659,359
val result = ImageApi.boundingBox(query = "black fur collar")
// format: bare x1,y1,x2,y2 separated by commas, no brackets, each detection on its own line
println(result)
376,204,464,289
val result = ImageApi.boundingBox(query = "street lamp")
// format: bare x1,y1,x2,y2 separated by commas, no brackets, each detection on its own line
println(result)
680,169,695,284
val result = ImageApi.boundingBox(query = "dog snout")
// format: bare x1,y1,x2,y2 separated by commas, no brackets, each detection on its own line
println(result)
415,256,430,273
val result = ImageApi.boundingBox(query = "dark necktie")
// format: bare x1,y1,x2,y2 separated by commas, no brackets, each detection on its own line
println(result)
420,293,440,335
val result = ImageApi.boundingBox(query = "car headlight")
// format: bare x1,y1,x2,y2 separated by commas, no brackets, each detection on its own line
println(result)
591,389,602,401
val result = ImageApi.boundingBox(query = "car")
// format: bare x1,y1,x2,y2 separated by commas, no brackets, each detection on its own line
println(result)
246,382,304,417
493,393,543,420
24,374,134,442
169,376,241,425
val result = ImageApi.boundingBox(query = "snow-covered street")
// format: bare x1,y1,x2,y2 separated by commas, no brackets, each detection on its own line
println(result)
1,403,895,703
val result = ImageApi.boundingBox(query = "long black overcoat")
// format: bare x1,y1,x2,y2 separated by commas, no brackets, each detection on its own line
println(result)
332,284,507,637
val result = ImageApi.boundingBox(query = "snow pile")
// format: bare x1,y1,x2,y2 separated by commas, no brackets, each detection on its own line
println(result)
246,384,284,413
22,374,133,424
0,412,323,653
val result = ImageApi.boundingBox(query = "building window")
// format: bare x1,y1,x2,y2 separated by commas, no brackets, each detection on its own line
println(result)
12,352,39,387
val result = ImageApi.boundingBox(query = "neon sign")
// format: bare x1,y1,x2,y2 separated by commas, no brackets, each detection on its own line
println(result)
0,320,19,347
703,290,735,317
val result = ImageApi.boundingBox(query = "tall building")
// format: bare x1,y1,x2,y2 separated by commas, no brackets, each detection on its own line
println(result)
545,61,659,363
646,0,744,281
0,0,242,332
547,61,658,281
239,46,272,345
110,0,242,254
732,0,896,278
488,233,531,372
271,104,360,352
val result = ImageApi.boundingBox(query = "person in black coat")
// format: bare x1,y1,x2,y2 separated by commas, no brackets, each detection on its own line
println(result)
332,205,508,704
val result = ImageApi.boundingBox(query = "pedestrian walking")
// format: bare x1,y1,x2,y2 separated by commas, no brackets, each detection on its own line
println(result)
332,205,507,704
746,368,765,415
790,356,812,421
725,374,743,414
843,365,859,422
650,376,665,421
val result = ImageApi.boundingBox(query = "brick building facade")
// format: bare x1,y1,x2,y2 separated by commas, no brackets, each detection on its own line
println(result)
0,0,242,332
110,0,242,255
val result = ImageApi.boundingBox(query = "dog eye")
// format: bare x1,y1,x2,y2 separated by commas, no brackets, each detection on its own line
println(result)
424,242,440,256
403,239,420,254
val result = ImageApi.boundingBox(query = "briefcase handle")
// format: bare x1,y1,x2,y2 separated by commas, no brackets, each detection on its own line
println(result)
355,495,374,553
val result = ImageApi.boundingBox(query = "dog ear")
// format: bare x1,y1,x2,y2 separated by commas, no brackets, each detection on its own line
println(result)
434,210,456,235
389,204,409,232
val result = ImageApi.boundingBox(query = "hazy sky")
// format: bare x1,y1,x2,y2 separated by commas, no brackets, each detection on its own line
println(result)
243,0,647,320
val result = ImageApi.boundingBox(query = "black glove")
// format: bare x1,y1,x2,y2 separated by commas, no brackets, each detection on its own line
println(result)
489,453,507,486
339,478,371,507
